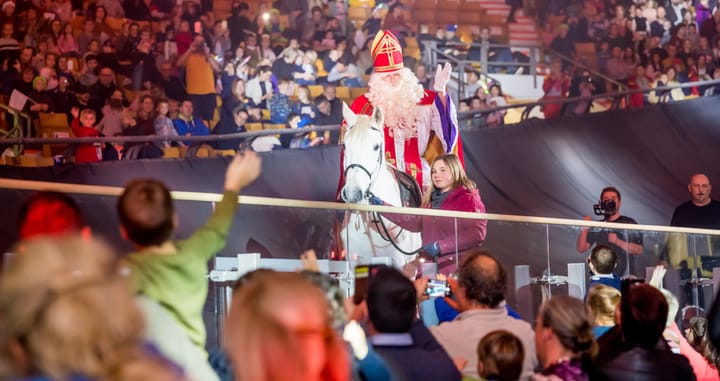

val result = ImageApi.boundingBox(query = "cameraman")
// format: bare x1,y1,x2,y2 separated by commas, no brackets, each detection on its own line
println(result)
576,186,644,276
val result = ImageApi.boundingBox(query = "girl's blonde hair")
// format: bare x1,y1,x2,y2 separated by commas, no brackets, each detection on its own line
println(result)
0,236,183,381
422,153,477,206
225,271,350,381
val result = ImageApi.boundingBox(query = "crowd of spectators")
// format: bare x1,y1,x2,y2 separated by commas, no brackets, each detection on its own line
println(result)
539,0,720,117
2,0,720,160
0,0,385,162
5,173,720,381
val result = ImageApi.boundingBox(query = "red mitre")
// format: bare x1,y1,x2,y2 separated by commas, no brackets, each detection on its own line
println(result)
371,30,404,73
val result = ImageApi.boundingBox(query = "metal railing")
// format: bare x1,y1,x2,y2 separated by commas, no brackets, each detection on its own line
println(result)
456,78,720,126
0,104,31,156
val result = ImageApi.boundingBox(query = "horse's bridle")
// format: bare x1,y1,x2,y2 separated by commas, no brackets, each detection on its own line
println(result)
342,145,384,201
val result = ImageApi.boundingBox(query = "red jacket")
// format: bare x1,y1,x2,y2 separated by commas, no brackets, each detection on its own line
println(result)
71,119,101,163
386,186,487,273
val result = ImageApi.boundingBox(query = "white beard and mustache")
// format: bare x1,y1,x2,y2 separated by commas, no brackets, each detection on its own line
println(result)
367,68,425,139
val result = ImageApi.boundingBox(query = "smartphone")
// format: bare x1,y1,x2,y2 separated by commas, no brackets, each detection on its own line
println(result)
221,20,228,30
425,279,451,298
67,59,74,71
193,21,202,34
353,264,382,304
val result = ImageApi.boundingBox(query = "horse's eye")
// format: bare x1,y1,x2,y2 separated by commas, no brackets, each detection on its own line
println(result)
373,144,380,151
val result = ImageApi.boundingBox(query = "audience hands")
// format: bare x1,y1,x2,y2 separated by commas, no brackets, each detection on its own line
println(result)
343,320,369,360
224,151,262,193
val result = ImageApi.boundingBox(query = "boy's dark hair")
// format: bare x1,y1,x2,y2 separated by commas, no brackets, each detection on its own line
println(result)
600,186,621,201
621,283,668,348
590,245,617,274
256,65,272,74
17,191,84,239
476,330,524,381
117,179,174,247
84,54,98,63
458,250,507,308
366,266,416,333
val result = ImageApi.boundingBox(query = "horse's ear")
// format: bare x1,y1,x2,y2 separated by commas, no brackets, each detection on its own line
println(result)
342,102,357,129
372,106,383,127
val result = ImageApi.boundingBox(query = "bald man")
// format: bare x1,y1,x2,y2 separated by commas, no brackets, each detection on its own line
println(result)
671,173,720,229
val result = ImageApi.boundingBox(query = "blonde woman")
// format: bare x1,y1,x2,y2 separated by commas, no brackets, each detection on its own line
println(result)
534,295,598,381
586,284,621,338
0,236,187,381
225,270,351,381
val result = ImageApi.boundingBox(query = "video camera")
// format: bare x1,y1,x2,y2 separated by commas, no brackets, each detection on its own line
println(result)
593,199,617,217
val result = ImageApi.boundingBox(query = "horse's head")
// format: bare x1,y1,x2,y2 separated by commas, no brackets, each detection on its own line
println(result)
341,103,385,203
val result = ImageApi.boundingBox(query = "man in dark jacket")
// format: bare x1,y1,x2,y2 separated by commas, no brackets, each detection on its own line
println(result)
366,266,462,381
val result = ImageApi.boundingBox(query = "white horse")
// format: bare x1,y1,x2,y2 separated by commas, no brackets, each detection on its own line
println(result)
339,103,422,269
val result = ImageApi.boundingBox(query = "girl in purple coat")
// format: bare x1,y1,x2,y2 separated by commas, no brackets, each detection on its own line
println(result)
374,154,487,274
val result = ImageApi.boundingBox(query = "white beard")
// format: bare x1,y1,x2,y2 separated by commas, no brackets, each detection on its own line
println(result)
367,68,425,139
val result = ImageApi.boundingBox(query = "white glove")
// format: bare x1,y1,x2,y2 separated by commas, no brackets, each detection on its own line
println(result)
433,62,452,93
342,320,369,360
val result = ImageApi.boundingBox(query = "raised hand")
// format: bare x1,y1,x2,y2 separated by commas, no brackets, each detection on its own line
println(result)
433,62,452,93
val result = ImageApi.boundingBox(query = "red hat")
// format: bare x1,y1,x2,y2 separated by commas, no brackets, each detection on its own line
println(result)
371,30,404,73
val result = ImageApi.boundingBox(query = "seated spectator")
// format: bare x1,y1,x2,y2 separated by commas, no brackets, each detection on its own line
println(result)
287,114,324,149
271,48,305,84
291,85,316,120
90,66,117,110
97,95,125,138
78,54,99,87
535,295,597,380
429,251,537,379
92,5,116,42
315,82,343,120
258,33,276,63
245,64,273,109
52,74,76,121
224,270,351,381
591,282,696,380
364,266,462,381
77,19,98,54
0,22,19,65
27,76,53,118
542,61,570,119
213,105,247,150
173,99,211,144
158,62,187,102
70,107,102,163
269,78,292,124
327,55,364,87
649,68,685,103
476,330,525,381
297,50,318,85
314,96,341,126
628,64,653,107
57,22,79,55
117,151,261,372
155,99,180,148
588,244,622,290
97,0,125,18
221,77,249,123
0,236,188,381
587,284,621,339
